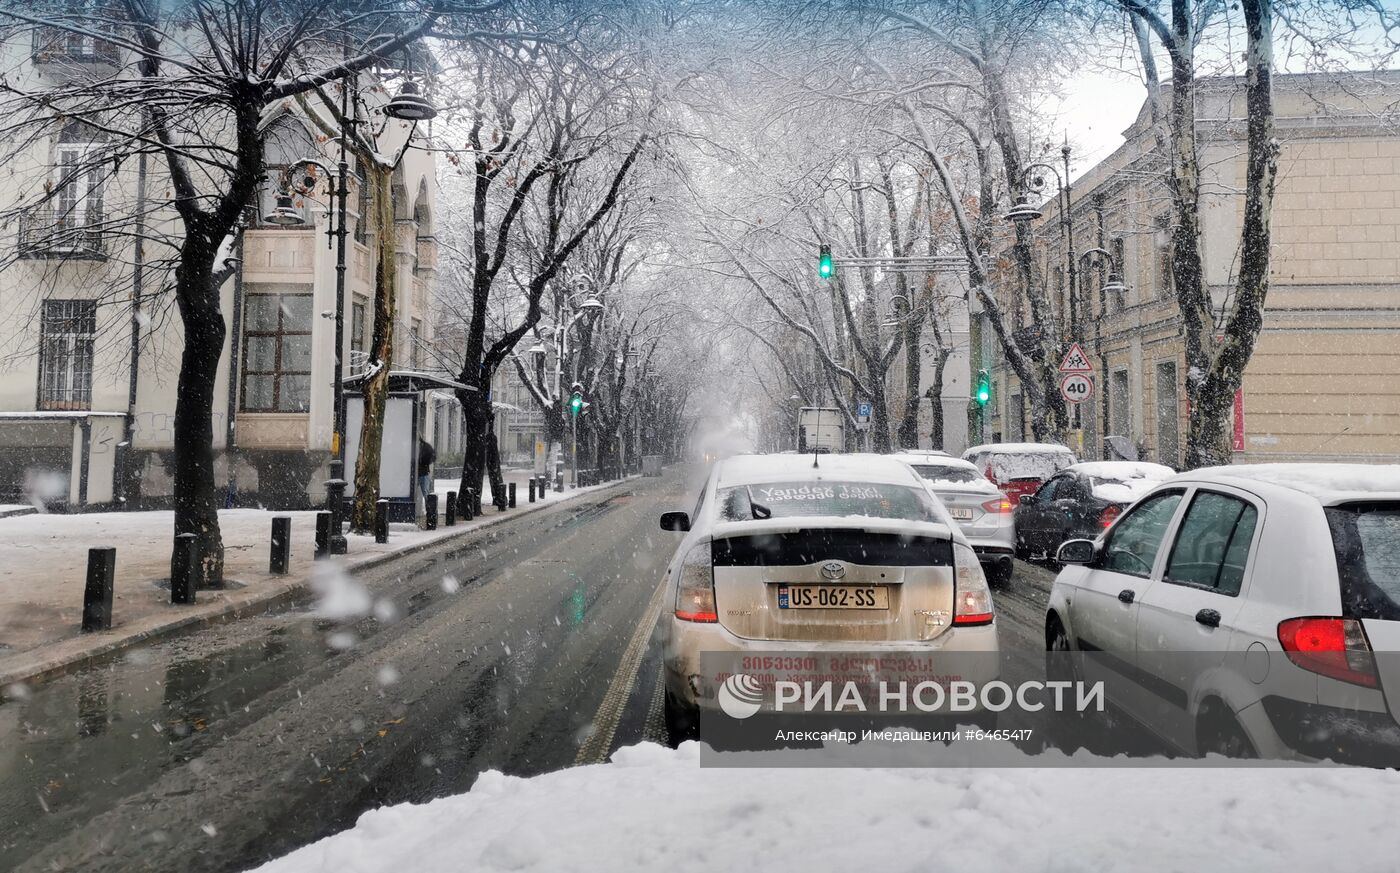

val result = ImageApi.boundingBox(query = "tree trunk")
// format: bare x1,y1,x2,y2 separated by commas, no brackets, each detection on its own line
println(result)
455,391,492,512
485,418,506,508
926,348,950,450
897,317,923,449
169,230,226,588
351,168,397,532
1184,0,1277,468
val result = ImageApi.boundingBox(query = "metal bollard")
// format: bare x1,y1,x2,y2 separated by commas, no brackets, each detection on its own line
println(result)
374,499,389,544
82,547,116,632
446,491,457,527
528,478,536,503
425,493,438,530
314,511,330,559
171,533,197,605
508,482,516,508
270,516,291,575
462,488,476,521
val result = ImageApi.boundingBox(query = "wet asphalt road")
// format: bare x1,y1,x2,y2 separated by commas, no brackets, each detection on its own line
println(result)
0,469,1155,873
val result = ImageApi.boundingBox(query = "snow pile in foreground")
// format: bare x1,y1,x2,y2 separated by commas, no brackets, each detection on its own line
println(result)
253,741,1400,873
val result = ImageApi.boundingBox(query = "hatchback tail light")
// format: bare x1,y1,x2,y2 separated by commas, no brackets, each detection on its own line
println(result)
981,494,1015,514
1278,617,1378,688
674,541,717,622
952,543,993,626
1099,504,1122,529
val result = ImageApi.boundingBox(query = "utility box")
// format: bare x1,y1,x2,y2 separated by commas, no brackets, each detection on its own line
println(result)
797,407,844,453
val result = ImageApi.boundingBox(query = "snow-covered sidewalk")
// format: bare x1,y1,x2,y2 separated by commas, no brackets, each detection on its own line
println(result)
0,472,625,687
254,740,1400,873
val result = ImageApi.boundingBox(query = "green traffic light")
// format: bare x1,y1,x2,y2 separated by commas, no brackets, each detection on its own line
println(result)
975,371,991,407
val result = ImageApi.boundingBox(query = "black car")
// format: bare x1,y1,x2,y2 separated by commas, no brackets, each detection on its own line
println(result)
1013,462,1175,560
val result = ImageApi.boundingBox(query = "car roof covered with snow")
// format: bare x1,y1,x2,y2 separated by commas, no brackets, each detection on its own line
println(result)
1068,462,1177,481
1066,462,1178,504
888,450,953,462
962,442,1075,457
714,452,924,488
1173,463,1400,505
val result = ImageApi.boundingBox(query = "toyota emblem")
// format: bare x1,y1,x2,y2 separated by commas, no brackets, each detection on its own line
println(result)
820,561,846,580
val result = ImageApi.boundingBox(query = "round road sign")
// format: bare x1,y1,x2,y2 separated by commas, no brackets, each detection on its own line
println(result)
1059,373,1094,405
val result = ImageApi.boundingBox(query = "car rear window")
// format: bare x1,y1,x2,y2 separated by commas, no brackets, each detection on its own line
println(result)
988,452,1076,482
912,464,984,485
1327,502,1400,621
716,481,942,523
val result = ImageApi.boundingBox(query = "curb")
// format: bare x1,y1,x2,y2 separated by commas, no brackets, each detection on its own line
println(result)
0,477,639,691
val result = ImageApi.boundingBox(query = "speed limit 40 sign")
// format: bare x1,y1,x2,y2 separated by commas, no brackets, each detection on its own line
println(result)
1060,373,1094,404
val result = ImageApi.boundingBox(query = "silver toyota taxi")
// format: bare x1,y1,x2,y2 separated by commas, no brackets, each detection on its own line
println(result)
657,453,1000,741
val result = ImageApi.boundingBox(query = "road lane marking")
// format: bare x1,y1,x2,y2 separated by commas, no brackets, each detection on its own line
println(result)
574,578,667,765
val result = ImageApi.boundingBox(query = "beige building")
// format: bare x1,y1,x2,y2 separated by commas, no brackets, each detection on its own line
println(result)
0,28,440,509
983,70,1400,466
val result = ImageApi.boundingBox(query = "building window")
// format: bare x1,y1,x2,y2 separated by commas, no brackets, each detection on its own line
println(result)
20,124,107,258
1007,392,1024,441
1110,369,1131,437
1109,237,1126,311
31,0,119,64
1155,361,1180,467
38,299,96,411
351,295,368,355
1154,215,1174,300
257,116,317,228
354,162,370,244
242,292,313,412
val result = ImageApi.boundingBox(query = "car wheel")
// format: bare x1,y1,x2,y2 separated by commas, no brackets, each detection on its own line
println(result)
1014,534,1030,561
1044,614,1078,684
1198,706,1257,760
664,692,698,747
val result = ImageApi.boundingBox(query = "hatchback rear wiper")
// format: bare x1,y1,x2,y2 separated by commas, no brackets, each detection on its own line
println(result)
745,486,772,520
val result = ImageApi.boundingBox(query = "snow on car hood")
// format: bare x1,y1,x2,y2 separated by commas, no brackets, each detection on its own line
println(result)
252,741,1400,873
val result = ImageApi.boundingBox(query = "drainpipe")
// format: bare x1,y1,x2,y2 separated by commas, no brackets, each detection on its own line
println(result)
224,230,245,508
118,149,147,508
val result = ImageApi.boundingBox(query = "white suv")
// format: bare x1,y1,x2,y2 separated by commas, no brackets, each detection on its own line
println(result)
1045,463,1400,763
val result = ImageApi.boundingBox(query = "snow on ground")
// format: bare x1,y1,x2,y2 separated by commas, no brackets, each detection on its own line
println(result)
254,741,1400,873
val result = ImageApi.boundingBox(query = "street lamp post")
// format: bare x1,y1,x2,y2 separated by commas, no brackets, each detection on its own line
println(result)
1005,144,1078,335
264,72,435,551
1005,143,1078,425
1079,246,1126,455
266,141,350,552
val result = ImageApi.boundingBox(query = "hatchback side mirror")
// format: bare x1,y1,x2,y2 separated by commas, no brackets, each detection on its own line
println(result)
659,511,691,532
1057,539,1097,565
1018,494,1035,505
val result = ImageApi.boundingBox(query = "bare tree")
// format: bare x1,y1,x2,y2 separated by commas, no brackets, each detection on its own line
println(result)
0,1,454,584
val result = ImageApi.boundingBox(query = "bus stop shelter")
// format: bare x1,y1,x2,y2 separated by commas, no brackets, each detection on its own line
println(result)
342,370,473,523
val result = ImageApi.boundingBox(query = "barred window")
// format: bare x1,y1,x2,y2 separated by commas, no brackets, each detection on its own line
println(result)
39,299,96,410
241,293,312,412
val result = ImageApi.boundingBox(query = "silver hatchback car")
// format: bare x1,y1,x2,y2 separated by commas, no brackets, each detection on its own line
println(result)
893,452,1016,585
657,453,1000,742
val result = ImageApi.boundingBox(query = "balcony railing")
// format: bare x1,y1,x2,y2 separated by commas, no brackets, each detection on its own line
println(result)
18,210,106,259
31,25,121,66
